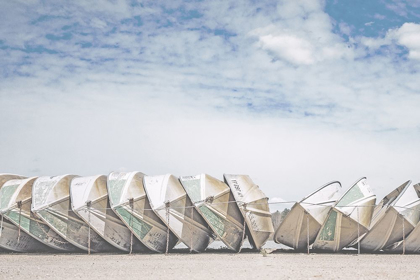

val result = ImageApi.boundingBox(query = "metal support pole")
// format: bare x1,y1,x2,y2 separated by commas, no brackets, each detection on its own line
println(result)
357,207,360,255
17,201,22,243
165,201,170,255
402,214,406,255
306,212,310,255
190,206,194,253
0,214,3,238
238,203,247,254
129,198,134,255
87,201,91,255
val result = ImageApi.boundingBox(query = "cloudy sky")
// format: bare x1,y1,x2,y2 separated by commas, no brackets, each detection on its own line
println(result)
1,0,420,208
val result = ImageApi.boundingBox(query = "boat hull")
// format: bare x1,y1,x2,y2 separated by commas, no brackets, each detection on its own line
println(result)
107,172,178,253
224,174,274,250
71,176,148,252
275,203,322,250
144,174,214,252
180,174,244,252
0,217,50,252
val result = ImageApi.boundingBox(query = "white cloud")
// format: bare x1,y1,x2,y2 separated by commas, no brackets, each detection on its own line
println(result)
360,22,420,60
0,0,420,203
393,22,420,59
258,33,315,65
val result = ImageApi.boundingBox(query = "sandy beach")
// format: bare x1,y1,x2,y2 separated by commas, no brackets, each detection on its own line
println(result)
1,249,419,280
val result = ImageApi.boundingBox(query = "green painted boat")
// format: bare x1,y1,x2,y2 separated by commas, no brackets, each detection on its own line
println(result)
107,171,178,253
180,174,245,252
31,175,115,252
0,177,78,252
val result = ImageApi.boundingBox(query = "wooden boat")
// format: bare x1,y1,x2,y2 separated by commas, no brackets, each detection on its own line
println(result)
31,175,115,252
70,175,148,252
360,181,420,251
312,177,376,252
274,181,341,250
0,177,77,252
180,174,245,252
107,171,178,253
224,174,274,250
143,174,214,252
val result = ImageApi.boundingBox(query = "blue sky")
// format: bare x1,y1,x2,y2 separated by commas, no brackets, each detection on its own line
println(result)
1,0,420,208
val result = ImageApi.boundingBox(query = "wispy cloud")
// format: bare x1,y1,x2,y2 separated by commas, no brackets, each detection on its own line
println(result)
1,0,420,201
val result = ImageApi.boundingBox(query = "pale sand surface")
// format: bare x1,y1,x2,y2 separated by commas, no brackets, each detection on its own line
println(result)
1,250,420,280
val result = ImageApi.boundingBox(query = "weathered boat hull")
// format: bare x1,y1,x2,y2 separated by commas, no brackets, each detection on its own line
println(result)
107,171,178,253
313,178,376,252
71,175,148,252
274,181,341,250
224,174,274,250
386,222,420,253
360,181,420,251
361,207,416,251
32,175,115,252
0,218,50,252
144,174,214,252
180,174,245,252
275,203,322,250
0,177,78,252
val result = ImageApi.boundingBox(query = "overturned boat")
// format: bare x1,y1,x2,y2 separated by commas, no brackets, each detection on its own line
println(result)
143,174,215,252
180,174,245,252
70,175,148,252
0,177,77,252
0,174,50,252
313,177,376,252
383,182,420,253
224,174,274,250
107,171,178,253
360,181,420,252
31,175,115,252
274,181,341,250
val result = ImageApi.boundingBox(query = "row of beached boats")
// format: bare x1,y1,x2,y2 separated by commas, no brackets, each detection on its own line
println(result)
0,173,273,253
274,178,420,253
2,173,420,254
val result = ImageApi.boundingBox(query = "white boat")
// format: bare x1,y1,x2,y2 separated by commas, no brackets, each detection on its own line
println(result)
0,177,77,252
313,177,376,252
383,182,420,253
143,174,215,252
31,175,115,252
0,174,50,252
274,181,341,250
70,175,148,252
107,171,178,253
359,181,420,251
224,174,274,250
0,174,26,187
180,174,245,252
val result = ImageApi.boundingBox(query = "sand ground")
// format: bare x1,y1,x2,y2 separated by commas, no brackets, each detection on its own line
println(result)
1,250,419,280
